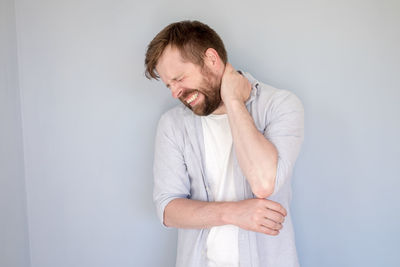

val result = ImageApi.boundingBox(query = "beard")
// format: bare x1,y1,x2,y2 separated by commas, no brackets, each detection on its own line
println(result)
179,66,222,116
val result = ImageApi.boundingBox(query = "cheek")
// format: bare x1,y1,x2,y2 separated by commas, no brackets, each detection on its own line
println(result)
181,80,195,90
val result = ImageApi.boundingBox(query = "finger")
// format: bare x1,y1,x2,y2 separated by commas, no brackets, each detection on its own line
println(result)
223,63,232,74
227,63,238,75
261,217,283,231
257,224,279,236
225,62,233,70
264,200,287,216
264,209,285,224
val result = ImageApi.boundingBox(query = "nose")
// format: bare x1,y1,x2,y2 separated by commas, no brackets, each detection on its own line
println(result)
170,84,183,99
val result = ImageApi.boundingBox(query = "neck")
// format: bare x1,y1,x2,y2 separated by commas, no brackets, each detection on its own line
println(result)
211,102,227,115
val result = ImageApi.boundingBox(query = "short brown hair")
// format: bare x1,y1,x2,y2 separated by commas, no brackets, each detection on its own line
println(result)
144,20,228,80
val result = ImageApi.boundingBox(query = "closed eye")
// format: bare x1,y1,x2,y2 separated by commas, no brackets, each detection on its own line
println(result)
166,76,184,89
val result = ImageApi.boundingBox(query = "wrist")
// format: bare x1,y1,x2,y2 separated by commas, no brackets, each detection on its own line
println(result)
220,201,237,225
224,98,245,112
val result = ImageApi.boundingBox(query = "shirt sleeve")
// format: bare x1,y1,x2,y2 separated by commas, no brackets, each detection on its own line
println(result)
153,113,191,227
263,90,305,195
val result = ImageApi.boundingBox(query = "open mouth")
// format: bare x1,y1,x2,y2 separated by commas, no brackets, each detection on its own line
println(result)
186,91,199,106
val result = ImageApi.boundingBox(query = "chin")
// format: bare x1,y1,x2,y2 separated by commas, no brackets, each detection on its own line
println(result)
193,106,217,116
192,108,208,116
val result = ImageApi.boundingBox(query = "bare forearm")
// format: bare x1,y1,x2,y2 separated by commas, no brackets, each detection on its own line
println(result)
164,198,231,228
164,198,286,235
225,100,278,198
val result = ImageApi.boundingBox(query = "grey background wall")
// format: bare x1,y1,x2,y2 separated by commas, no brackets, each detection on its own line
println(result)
0,0,31,266
1,0,399,266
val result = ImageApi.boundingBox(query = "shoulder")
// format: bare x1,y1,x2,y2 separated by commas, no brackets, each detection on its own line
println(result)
258,84,304,114
155,104,194,147
155,104,197,154
242,72,304,128
242,71,303,111
158,104,189,129
258,85,304,129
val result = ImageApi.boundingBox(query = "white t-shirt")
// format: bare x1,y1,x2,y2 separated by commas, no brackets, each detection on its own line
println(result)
201,114,239,267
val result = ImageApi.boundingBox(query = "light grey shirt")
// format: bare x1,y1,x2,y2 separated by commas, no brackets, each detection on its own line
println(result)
153,72,304,267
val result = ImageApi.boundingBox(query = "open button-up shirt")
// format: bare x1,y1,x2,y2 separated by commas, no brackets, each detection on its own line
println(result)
153,72,304,267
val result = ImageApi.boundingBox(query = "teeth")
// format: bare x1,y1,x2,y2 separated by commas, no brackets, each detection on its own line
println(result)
186,92,199,104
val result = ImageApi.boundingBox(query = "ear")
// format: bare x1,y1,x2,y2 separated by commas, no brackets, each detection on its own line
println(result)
204,48,220,69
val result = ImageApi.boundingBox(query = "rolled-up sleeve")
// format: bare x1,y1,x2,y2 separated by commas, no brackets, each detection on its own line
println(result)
153,113,191,227
263,91,305,195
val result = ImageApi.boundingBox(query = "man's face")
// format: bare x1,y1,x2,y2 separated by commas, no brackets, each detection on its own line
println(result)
155,46,222,116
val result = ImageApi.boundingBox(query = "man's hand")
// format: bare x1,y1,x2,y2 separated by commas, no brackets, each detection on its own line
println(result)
224,198,287,236
220,63,252,104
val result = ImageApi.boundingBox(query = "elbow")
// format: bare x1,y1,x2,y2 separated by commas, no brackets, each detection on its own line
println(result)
162,200,176,228
251,152,278,199
252,181,275,198
163,212,171,227
250,172,277,199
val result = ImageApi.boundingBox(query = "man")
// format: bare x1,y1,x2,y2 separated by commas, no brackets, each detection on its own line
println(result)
145,20,304,267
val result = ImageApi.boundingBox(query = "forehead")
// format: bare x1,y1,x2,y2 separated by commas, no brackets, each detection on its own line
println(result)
156,45,197,82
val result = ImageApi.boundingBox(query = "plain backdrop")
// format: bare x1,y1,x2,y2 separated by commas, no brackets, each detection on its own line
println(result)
1,0,399,266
